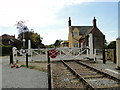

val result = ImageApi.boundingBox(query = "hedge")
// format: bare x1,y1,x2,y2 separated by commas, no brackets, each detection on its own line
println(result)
0,45,13,56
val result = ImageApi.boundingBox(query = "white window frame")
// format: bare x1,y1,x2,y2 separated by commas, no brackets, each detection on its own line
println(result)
74,43,79,47
73,32,78,38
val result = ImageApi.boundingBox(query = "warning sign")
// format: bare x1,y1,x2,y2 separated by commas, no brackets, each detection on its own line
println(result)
49,49,58,58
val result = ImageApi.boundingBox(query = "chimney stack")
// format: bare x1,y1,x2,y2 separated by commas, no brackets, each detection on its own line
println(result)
93,17,97,27
68,17,71,26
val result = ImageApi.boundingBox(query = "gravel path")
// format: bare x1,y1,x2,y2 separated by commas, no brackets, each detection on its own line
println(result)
2,56,48,89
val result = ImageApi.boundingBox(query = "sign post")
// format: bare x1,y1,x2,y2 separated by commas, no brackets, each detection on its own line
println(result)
103,49,106,64
47,49,58,90
26,53,28,68
10,51,13,64
47,50,51,90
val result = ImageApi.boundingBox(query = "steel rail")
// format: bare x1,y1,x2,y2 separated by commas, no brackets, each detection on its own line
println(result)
61,60,96,90
75,60,120,82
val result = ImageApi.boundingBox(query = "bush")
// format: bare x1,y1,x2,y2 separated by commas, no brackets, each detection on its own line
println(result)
0,45,13,56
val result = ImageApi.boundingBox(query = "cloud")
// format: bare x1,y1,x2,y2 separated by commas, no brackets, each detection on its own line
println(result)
0,0,94,27
37,27,68,45
1,0,117,45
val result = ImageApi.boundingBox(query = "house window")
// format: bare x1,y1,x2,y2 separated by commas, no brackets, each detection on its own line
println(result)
73,32,78,38
74,43,79,47
8,41,11,44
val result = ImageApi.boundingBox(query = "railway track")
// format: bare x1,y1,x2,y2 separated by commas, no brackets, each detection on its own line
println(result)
60,60,120,89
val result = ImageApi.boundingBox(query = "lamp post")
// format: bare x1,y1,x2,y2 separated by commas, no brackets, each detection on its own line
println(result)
23,38,25,49
23,31,26,49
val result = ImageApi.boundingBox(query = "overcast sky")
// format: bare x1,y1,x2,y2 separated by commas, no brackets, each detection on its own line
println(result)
0,0,119,45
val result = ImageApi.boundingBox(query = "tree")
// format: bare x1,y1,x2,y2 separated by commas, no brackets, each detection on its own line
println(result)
31,32,43,48
54,39,63,47
107,41,116,49
104,40,108,49
16,20,29,34
16,20,44,49
17,31,44,49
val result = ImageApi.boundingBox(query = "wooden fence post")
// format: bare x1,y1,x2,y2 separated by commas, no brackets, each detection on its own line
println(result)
103,49,106,64
26,53,28,68
114,49,116,64
10,50,13,64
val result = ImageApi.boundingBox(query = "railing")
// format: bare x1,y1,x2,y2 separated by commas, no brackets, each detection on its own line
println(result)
12,47,99,63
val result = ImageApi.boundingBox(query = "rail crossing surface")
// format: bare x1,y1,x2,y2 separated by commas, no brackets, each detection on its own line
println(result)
1,56,48,89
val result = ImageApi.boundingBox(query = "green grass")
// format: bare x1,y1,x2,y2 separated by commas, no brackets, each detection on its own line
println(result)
31,61,47,63
20,64,26,67
29,65,35,69
20,64,35,69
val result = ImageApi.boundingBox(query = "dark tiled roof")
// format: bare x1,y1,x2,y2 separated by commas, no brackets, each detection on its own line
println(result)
1,34,16,40
71,26,93,35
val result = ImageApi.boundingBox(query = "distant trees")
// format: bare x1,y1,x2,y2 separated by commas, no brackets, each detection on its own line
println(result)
54,39,63,48
107,41,116,49
45,39,63,48
104,41,116,49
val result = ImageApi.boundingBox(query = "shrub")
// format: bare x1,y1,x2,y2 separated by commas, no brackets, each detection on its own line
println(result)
0,45,13,56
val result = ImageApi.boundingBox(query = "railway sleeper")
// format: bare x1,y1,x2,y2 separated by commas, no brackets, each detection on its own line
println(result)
82,75,104,79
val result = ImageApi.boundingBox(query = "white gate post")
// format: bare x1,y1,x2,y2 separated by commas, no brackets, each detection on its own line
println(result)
28,40,31,55
89,34,93,56
60,49,62,60
86,46,89,57
12,47,17,63
116,37,120,69
31,49,33,61
28,40,32,61
28,40,31,49
94,49,96,62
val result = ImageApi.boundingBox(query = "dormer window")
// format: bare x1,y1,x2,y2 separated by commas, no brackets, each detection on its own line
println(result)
73,32,78,38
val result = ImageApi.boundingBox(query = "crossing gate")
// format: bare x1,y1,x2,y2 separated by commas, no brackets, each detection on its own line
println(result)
12,48,47,63
12,47,98,63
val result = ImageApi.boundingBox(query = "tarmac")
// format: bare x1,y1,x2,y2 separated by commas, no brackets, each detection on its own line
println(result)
1,56,48,89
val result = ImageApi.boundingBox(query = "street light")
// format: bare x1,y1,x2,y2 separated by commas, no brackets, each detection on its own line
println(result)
23,38,25,49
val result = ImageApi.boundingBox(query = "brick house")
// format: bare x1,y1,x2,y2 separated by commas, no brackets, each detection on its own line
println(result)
0,34,20,48
60,40,69,47
68,17,105,50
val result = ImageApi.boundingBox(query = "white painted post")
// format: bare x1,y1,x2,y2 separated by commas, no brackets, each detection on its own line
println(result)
94,49,96,62
12,47,17,63
28,40,31,49
28,40,32,61
60,49,62,60
81,42,83,52
89,34,93,56
28,40,31,55
81,43,83,49
116,37,120,69
31,49,33,61
86,46,89,57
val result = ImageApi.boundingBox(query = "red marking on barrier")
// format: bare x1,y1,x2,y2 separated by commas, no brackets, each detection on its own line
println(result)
49,49,58,58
